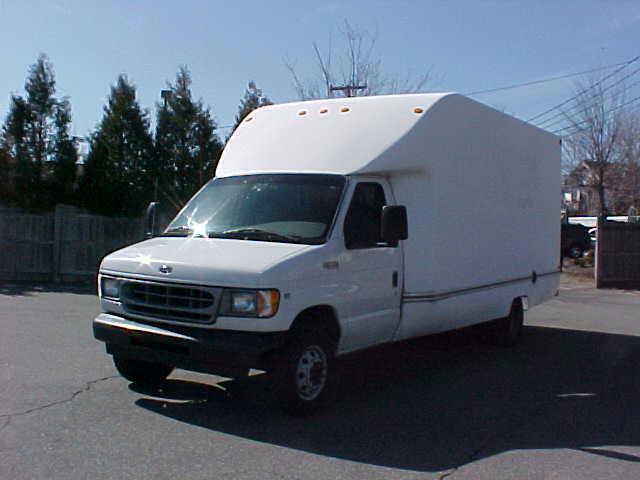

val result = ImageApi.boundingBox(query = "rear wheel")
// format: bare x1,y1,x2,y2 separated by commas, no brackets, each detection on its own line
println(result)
113,355,173,385
273,326,335,415
486,298,524,347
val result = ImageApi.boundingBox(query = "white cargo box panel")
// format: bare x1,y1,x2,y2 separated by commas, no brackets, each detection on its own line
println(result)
219,93,560,299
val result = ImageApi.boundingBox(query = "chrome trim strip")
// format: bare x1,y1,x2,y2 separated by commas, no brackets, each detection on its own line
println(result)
94,313,197,341
100,271,219,288
100,299,227,330
403,270,561,303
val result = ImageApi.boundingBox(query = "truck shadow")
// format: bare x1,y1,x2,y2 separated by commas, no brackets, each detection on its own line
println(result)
133,325,640,472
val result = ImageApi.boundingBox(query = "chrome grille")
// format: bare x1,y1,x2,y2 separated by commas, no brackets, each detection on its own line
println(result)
120,279,219,324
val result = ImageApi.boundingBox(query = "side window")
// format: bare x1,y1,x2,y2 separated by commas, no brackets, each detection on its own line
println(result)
344,182,386,249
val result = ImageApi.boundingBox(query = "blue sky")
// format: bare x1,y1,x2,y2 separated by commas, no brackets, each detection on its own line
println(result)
1,0,639,139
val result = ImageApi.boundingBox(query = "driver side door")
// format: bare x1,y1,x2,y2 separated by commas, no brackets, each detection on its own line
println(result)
337,180,403,352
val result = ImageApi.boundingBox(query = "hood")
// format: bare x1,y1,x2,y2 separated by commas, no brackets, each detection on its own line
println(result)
100,236,313,287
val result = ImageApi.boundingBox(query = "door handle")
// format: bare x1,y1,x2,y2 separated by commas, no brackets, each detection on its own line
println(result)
392,271,398,288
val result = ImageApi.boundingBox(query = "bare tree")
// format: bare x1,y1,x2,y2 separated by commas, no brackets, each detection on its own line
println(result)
285,20,431,99
562,77,625,216
616,112,640,211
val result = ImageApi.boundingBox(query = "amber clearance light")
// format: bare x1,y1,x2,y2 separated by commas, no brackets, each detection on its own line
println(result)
256,290,280,318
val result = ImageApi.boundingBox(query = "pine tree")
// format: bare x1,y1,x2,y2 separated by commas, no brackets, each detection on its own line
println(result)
230,81,272,134
0,141,12,204
0,54,76,210
2,95,31,208
155,67,222,209
50,99,77,205
78,75,154,216
78,133,110,212
25,55,57,179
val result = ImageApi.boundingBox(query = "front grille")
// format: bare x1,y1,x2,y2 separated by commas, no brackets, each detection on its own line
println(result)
120,280,219,324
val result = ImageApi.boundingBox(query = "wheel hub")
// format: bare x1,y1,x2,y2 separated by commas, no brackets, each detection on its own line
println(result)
295,344,328,401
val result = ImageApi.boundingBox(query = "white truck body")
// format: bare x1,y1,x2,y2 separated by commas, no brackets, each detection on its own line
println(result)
94,93,560,408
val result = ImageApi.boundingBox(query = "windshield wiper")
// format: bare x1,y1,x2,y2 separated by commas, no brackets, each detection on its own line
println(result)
161,226,193,237
209,228,303,244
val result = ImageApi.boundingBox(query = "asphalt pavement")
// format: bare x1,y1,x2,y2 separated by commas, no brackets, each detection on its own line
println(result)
1,277,640,479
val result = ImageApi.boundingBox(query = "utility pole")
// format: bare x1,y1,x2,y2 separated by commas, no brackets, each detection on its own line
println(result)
329,84,367,98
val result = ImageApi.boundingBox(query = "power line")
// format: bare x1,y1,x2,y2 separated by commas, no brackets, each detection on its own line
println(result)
463,61,630,97
551,93,640,136
537,63,640,129
542,73,640,131
526,55,640,123
218,58,639,132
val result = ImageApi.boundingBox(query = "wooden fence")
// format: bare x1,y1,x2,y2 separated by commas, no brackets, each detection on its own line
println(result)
596,218,640,289
0,205,145,283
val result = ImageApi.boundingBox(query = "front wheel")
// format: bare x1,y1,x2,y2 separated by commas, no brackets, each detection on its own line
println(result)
272,326,335,415
113,355,173,385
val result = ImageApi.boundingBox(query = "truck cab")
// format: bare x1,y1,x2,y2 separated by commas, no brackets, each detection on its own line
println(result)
94,172,407,414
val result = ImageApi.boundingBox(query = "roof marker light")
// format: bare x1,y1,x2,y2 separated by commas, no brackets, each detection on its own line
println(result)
298,110,307,116
320,108,328,114
340,107,350,113
414,107,424,114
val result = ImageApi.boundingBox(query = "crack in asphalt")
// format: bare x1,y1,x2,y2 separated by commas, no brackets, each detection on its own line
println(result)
0,416,10,434
0,375,119,425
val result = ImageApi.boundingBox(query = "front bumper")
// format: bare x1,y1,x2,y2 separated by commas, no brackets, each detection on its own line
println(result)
93,313,286,377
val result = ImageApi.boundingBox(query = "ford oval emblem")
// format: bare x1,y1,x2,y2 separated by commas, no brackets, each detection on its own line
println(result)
159,264,173,274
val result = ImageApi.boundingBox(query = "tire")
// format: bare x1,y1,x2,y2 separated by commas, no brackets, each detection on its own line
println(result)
113,355,173,385
272,326,336,416
568,244,584,259
486,299,524,347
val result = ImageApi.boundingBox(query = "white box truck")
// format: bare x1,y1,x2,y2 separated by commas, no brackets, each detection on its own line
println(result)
93,93,560,414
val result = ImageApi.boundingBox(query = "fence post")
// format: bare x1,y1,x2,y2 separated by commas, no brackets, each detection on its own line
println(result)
595,216,603,289
52,204,77,283
52,205,63,283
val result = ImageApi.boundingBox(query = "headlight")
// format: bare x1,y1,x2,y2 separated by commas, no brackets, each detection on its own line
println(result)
220,289,280,318
100,277,120,300
231,291,257,314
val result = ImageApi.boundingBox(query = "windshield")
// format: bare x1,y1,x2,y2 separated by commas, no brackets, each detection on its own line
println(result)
164,174,346,244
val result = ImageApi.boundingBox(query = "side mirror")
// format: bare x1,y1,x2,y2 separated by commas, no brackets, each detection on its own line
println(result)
145,202,160,238
381,205,408,245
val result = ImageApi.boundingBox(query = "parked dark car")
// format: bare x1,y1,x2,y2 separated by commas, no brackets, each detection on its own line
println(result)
561,223,591,258
588,227,597,249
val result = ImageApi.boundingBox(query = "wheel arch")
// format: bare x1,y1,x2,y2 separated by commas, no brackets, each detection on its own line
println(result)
290,304,341,345
515,295,529,311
